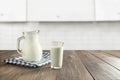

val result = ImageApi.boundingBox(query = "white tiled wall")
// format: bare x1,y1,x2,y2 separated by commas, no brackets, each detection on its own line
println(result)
0,22,120,50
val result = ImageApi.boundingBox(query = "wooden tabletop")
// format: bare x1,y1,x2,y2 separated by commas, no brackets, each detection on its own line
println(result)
0,50,120,80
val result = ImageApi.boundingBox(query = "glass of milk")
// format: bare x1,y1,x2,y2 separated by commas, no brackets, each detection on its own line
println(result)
50,41,64,69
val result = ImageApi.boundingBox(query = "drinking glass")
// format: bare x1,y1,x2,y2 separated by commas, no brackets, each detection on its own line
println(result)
50,41,64,69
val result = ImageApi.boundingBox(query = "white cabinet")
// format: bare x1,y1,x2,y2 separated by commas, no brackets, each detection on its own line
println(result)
28,0,94,21
0,0,26,21
95,0,120,21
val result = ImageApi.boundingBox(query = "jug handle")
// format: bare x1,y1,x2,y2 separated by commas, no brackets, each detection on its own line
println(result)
17,36,24,54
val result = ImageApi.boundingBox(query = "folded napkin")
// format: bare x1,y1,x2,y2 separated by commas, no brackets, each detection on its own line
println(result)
3,52,51,68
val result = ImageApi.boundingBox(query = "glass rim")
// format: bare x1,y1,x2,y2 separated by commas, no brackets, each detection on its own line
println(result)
52,41,64,46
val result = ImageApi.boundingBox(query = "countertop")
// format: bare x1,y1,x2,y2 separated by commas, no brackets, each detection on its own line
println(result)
0,50,120,80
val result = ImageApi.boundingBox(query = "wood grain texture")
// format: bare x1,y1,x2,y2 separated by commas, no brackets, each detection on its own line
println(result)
0,50,93,80
103,50,120,58
76,50,120,80
87,50,120,70
0,50,120,80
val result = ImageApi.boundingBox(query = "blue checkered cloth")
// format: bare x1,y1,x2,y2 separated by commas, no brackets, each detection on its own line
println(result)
3,52,51,68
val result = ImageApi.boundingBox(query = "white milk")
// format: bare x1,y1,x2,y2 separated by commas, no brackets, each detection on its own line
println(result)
17,30,42,62
50,46,63,69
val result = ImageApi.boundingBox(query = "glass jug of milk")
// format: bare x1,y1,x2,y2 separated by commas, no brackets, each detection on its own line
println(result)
50,41,64,69
17,30,42,61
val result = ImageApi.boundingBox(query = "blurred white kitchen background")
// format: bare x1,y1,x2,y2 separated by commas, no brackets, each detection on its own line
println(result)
0,0,120,50
0,22,120,50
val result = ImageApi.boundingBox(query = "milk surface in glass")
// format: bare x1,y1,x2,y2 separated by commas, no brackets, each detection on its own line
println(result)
50,41,64,69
